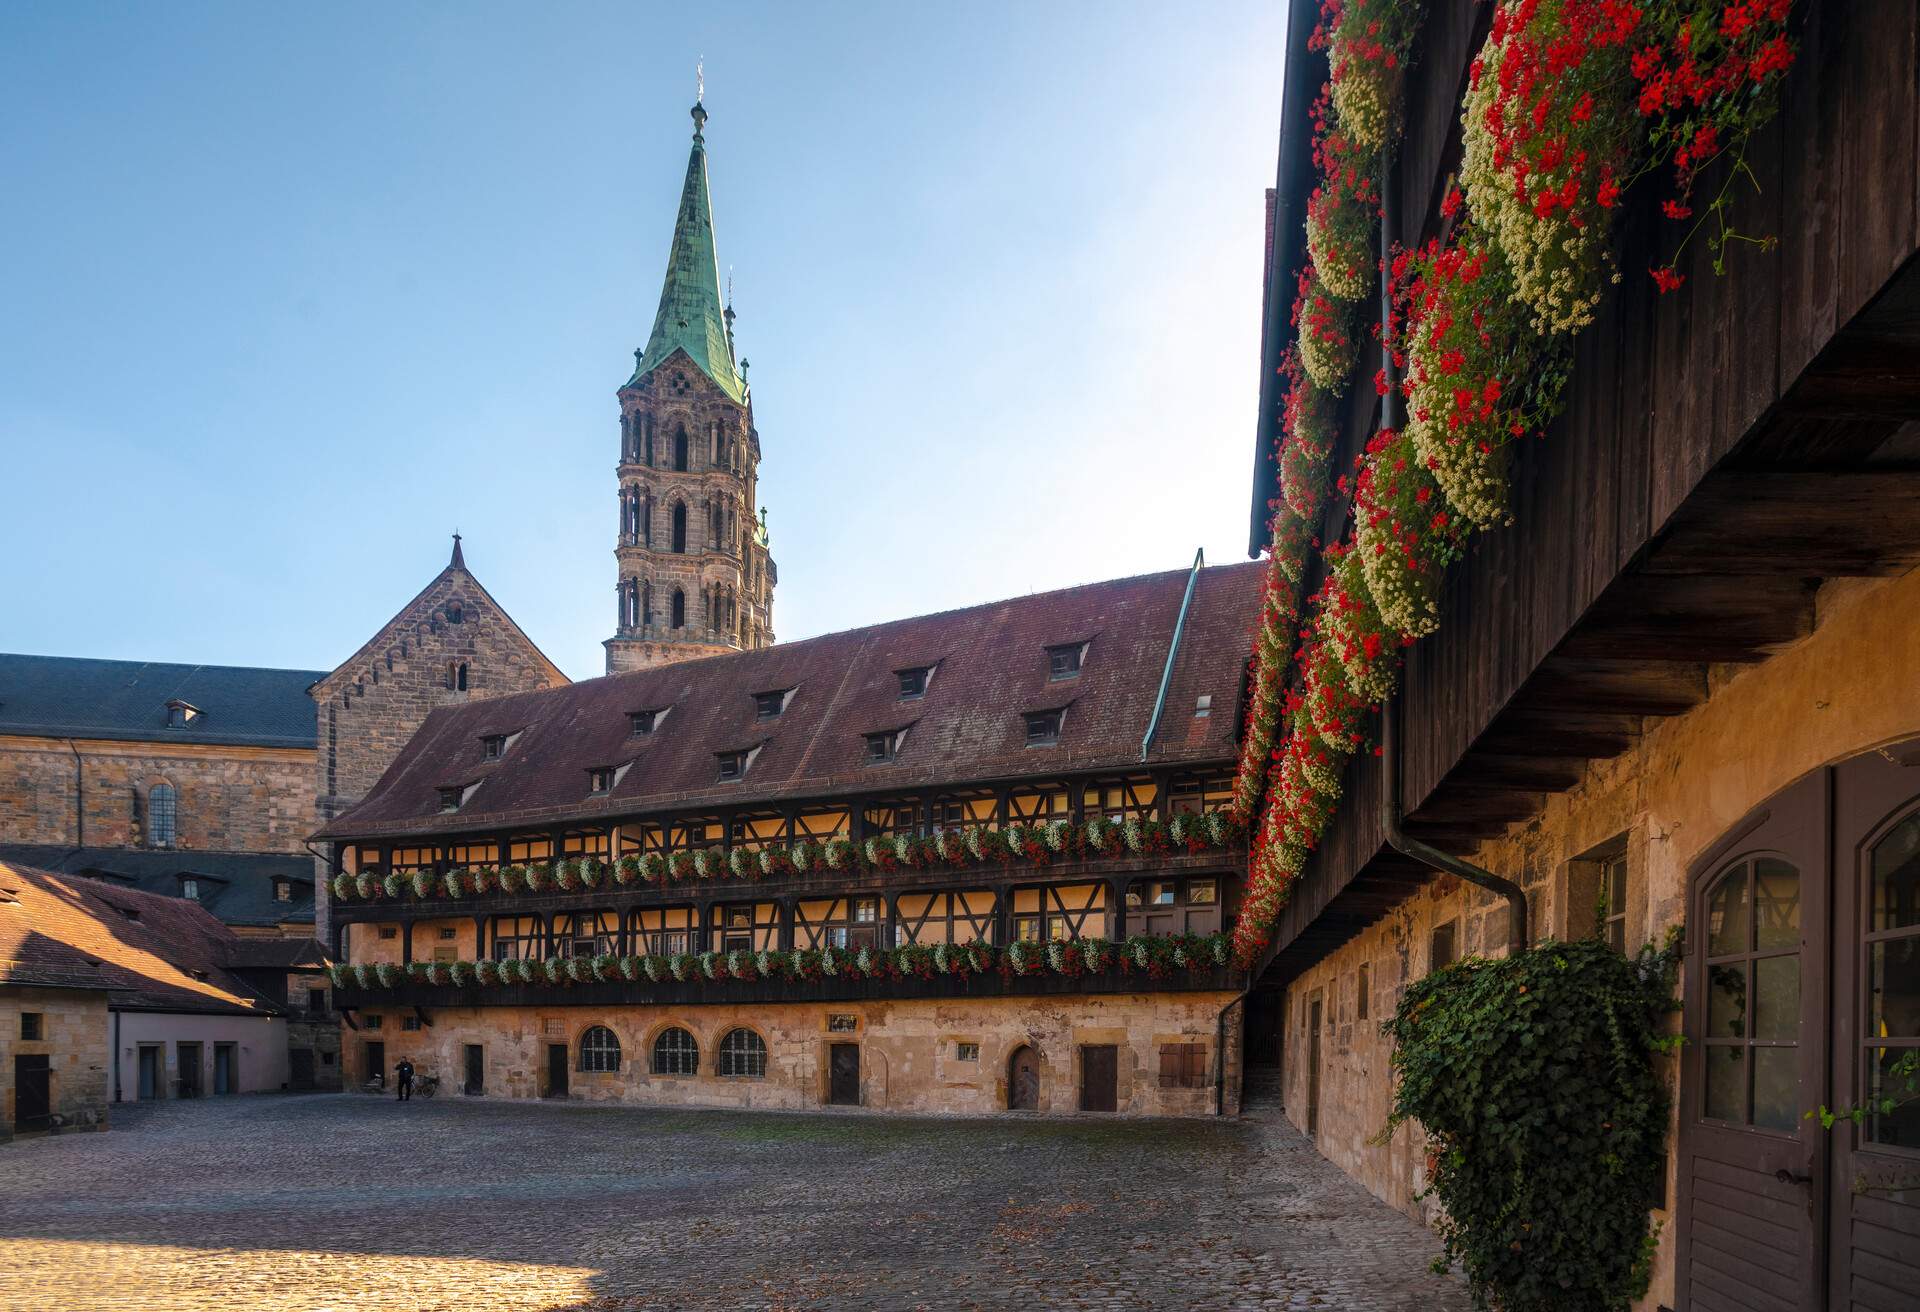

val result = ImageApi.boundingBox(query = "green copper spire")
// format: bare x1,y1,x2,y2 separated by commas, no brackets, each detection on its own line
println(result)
628,99,746,404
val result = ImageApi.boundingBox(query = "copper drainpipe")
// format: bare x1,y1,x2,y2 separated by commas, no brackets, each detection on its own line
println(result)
1373,145,1528,956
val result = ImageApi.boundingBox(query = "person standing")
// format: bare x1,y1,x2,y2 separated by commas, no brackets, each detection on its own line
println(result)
395,1057,414,1102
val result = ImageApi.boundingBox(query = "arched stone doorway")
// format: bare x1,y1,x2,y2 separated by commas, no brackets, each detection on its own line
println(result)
1008,1044,1040,1111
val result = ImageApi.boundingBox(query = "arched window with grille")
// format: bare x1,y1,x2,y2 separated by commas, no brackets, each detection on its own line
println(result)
147,783,177,849
652,1026,699,1075
717,1027,766,1078
671,588,685,629
671,501,687,553
577,1026,621,1073
673,426,689,472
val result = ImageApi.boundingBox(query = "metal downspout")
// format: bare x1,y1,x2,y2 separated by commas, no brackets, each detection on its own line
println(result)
1373,144,1528,956
1141,548,1205,762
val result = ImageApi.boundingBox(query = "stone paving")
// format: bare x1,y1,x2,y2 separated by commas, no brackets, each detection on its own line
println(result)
0,1092,1469,1312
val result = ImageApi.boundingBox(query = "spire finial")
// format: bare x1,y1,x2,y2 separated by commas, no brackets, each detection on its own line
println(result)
697,57,704,104
449,531,466,570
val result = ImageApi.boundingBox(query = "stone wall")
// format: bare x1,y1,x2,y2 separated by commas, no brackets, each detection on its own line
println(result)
0,736,314,854
1,987,111,1139
312,560,566,944
346,992,1240,1117
1278,565,1920,1309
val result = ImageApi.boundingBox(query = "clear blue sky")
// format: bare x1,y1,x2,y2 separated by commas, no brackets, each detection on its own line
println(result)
0,1,1286,681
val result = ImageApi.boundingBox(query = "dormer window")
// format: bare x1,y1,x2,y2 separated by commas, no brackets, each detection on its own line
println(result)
274,879,292,903
753,689,792,720
629,708,668,736
481,734,507,760
587,767,617,795
897,666,932,699
717,749,755,782
1047,643,1087,680
1024,709,1064,747
438,786,466,813
865,729,906,764
165,700,201,729
181,878,200,901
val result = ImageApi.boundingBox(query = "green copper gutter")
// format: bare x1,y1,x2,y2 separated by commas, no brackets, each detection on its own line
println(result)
1140,548,1205,762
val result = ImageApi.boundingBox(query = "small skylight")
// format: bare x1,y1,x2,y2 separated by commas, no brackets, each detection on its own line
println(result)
897,666,933,699
1024,709,1064,747
753,688,793,720
1194,694,1213,718
1047,643,1088,681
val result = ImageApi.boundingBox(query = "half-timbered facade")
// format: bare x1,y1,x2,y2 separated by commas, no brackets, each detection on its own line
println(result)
320,560,1262,1116
1244,3,1920,1309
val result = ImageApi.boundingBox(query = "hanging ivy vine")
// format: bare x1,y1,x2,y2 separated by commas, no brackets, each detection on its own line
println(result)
1381,935,1684,1311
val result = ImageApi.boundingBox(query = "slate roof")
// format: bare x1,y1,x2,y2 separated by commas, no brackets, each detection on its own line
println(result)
0,846,316,930
0,654,324,748
321,561,1265,841
0,861,286,1015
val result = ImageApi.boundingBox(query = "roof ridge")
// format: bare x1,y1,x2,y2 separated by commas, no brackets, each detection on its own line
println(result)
0,652,328,678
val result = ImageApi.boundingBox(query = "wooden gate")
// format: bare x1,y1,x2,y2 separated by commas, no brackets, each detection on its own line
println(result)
1079,1044,1118,1112
1008,1045,1040,1110
464,1044,484,1096
546,1043,569,1098
828,1043,860,1106
13,1055,49,1130
1679,742,1920,1311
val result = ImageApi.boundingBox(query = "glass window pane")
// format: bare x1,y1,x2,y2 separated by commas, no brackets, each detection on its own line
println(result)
1865,1048,1920,1147
1753,859,1800,950
1708,865,1751,955
1870,938,1920,1040
1751,1046,1798,1132
1754,955,1801,1042
1188,880,1217,905
1871,813,1920,932
1708,963,1749,1040
1705,1046,1745,1122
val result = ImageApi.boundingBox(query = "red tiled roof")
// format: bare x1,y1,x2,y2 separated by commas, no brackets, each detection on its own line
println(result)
320,561,1266,840
0,862,283,1015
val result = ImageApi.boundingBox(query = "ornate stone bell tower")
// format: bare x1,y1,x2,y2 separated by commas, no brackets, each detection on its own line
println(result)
605,96,776,675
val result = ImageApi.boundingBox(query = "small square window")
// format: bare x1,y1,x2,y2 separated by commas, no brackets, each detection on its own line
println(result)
865,731,898,763
181,879,200,901
322,1051,335,1065
897,667,930,699
481,734,506,760
167,705,187,728
1046,643,1085,680
544,1018,566,1037
364,1014,384,1030
20,1012,43,1041
378,926,398,940
955,1041,979,1061
753,689,789,719
587,767,616,795
1430,920,1458,972
274,880,292,903
1193,694,1212,718
629,709,661,736
1601,853,1629,952
309,991,327,1014
402,1016,422,1032
1186,879,1217,905
1024,710,1062,747
852,897,878,924
717,750,749,782
437,928,456,941
827,1014,858,1033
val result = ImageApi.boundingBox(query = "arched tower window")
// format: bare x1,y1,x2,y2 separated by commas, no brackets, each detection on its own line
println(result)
642,581,653,626
673,426,689,472
642,493,653,547
671,588,686,629
710,503,723,548
147,782,177,849
643,415,655,467
672,502,687,553
619,412,631,461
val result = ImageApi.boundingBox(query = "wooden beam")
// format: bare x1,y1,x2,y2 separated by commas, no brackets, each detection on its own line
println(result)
1557,574,1818,663
1522,657,1709,717
1645,471,1920,577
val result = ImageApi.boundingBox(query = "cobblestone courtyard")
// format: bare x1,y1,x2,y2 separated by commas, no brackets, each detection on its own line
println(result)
0,1094,1467,1312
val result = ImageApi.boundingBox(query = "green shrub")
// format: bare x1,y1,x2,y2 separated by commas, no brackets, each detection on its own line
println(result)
1382,935,1680,1311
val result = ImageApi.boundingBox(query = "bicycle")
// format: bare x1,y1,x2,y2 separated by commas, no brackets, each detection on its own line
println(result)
415,1073,440,1099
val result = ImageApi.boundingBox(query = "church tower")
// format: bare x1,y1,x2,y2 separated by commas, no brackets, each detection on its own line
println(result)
605,96,777,674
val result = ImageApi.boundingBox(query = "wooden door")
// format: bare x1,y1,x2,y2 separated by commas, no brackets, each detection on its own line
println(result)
137,1047,159,1100
464,1044,484,1096
1079,1044,1118,1112
1678,771,1827,1312
213,1044,234,1095
1008,1045,1040,1110
289,1048,315,1090
13,1055,50,1130
829,1043,860,1106
1308,995,1323,1139
364,1041,384,1086
176,1043,202,1099
546,1043,569,1097
1827,744,1920,1309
